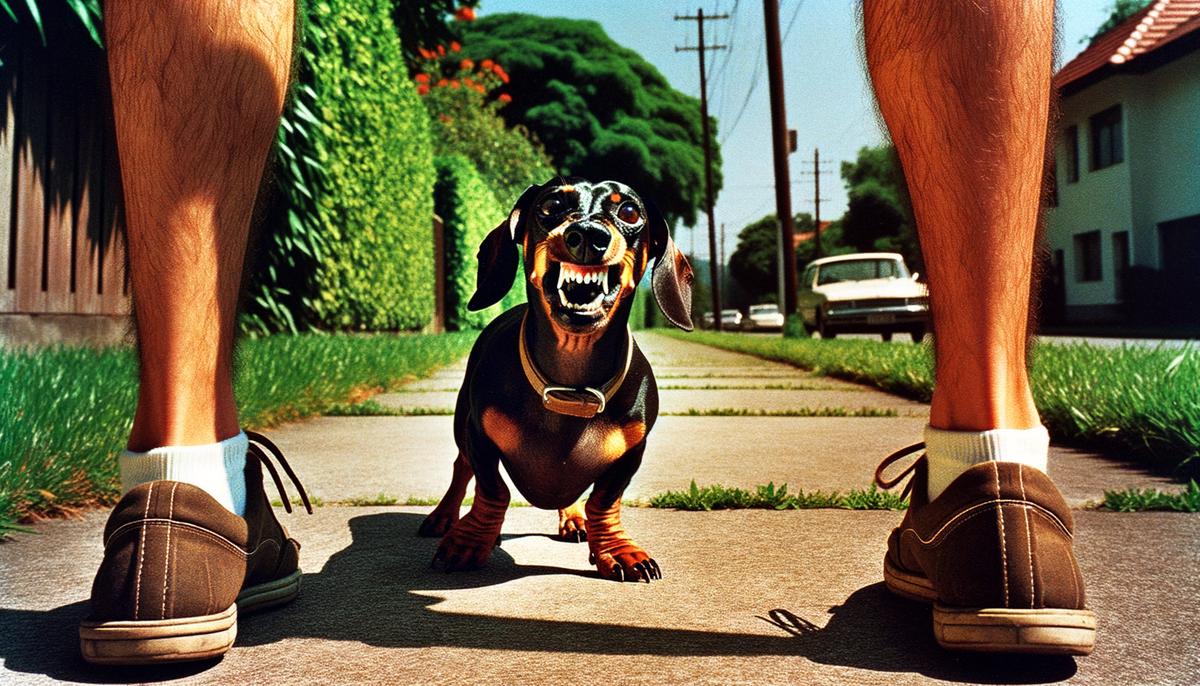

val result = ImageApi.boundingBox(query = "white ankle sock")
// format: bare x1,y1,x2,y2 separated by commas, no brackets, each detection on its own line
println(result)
119,432,249,516
924,425,1049,500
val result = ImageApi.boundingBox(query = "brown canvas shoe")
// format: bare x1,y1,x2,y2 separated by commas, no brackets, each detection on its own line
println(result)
876,443,1096,655
79,432,311,665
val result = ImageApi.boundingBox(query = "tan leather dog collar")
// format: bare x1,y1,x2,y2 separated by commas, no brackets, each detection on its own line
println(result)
518,313,633,419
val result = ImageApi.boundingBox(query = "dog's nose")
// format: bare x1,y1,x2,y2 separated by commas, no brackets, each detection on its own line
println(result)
563,224,611,264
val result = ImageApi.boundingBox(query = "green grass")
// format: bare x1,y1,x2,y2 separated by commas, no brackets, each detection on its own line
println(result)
648,480,908,511
658,383,860,391
0,332,477,534
1101,481,1200,512
324,400,452,416
662,331,1200,477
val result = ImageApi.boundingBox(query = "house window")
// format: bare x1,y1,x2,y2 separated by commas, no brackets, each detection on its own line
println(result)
1112,231,1129,301
1064,125,1079,183
1089,106,1123,170
1074,231,1102,282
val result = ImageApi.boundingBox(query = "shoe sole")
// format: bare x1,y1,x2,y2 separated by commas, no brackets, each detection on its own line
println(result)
78,569,301,665
884,558,1096,656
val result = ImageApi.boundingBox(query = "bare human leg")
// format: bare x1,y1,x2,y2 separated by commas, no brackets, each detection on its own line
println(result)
863,0,1051,434
107,0,293,452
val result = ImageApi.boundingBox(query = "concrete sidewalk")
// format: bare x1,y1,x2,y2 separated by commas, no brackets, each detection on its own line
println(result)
2,507,1197,685
1,331,1195,685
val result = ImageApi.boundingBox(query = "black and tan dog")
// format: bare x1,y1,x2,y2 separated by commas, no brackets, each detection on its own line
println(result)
418,178,694,582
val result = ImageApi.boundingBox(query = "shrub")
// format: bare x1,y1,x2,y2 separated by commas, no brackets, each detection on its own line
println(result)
433,154,522,329
248,0,434,332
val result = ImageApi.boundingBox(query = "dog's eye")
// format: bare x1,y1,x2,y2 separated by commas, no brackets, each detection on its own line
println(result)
539,196,565,216
616,202,641,224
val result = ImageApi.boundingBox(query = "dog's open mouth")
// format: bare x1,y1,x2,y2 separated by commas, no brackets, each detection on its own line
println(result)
546,260,623,326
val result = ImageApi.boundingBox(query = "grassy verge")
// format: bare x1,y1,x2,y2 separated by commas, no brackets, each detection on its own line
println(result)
660,331,1200,476
648,481,908,511
0,332,476,533
1101,481,1199,512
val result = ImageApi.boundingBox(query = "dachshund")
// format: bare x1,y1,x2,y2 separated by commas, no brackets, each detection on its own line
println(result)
417,177,694,582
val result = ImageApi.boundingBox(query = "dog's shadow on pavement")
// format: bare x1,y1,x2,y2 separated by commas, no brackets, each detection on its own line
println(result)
0,512,1076,684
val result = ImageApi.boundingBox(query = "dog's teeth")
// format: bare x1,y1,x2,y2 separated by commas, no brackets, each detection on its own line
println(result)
558,288,568,306
557,265,567,290
601,271,609,292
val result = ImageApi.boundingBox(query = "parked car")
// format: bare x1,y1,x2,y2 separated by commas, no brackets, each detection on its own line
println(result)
797,252,928,341
701,309,744,330
742,303,785,331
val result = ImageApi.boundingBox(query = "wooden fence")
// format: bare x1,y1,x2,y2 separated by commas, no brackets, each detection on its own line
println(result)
0,16,130,318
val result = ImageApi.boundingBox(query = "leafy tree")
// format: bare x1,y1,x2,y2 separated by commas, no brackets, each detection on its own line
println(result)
729,213,820,300
839,145,922,271
457,13,720,227
1086,0,1152,45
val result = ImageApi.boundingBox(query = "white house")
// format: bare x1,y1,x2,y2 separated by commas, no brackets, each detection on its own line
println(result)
1047,0,1200,324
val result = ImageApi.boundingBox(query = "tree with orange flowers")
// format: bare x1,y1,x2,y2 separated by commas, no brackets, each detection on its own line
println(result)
413,42,554,204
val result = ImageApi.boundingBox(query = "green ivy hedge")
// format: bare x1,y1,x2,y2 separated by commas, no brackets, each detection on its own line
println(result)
303,0,434,330
434,155,525,329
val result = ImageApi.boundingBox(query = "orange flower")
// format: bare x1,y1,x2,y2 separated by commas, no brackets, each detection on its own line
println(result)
450,41,462,52
481,59,494,70
449,80,460,89
455,6,476,21
498,93,512,103
415,73,430,84
419,47,433,59
437,78,449,87
473,84,486,93
416,84,429,95
437,45,446,56
460,59,474,71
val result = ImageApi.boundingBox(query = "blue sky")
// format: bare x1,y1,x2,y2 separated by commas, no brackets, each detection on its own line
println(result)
477,0,1116,262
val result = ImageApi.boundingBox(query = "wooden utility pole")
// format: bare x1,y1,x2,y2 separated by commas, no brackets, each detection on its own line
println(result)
762,0,797,317
813,148,822,260
798,148,833,262
676,8,727,330
719,222,726,296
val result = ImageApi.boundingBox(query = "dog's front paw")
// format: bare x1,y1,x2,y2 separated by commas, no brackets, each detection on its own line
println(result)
432,528,499,572
556,503,587,543
418,507,459,538
590,545,661,583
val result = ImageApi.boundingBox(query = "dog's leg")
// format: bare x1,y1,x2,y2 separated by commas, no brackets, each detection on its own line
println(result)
556,501,587,543
585,443,660,582
418,452,473,537
433,445,510,571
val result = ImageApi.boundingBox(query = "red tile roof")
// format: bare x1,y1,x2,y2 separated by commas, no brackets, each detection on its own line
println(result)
1054,0,1200,92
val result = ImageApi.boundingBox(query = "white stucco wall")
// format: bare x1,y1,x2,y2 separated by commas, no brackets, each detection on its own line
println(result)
1046,47,1200,312
1046,76,1135,308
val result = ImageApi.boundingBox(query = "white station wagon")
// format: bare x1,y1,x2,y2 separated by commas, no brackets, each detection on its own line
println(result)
797,252,929,341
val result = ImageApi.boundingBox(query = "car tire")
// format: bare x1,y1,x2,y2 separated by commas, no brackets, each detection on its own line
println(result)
881,331,893,342
909,325,927,342
818,314,837,340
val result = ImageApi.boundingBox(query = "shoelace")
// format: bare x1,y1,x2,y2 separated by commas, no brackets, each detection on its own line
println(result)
246,430,313,515
873,441,926,501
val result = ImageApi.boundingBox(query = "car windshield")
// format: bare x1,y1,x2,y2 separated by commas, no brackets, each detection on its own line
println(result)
749,305,779,315
817,258,908,285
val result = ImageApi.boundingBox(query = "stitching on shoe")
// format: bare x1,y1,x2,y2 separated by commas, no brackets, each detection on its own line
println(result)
909,499,1071,546
993,463,1010,608
133,483,153,620
161,482,178,620
108,520,249,557
1018,468,1034,608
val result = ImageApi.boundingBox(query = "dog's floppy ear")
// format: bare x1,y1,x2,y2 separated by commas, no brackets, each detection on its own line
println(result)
468,185,541,311
646,200,695,331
